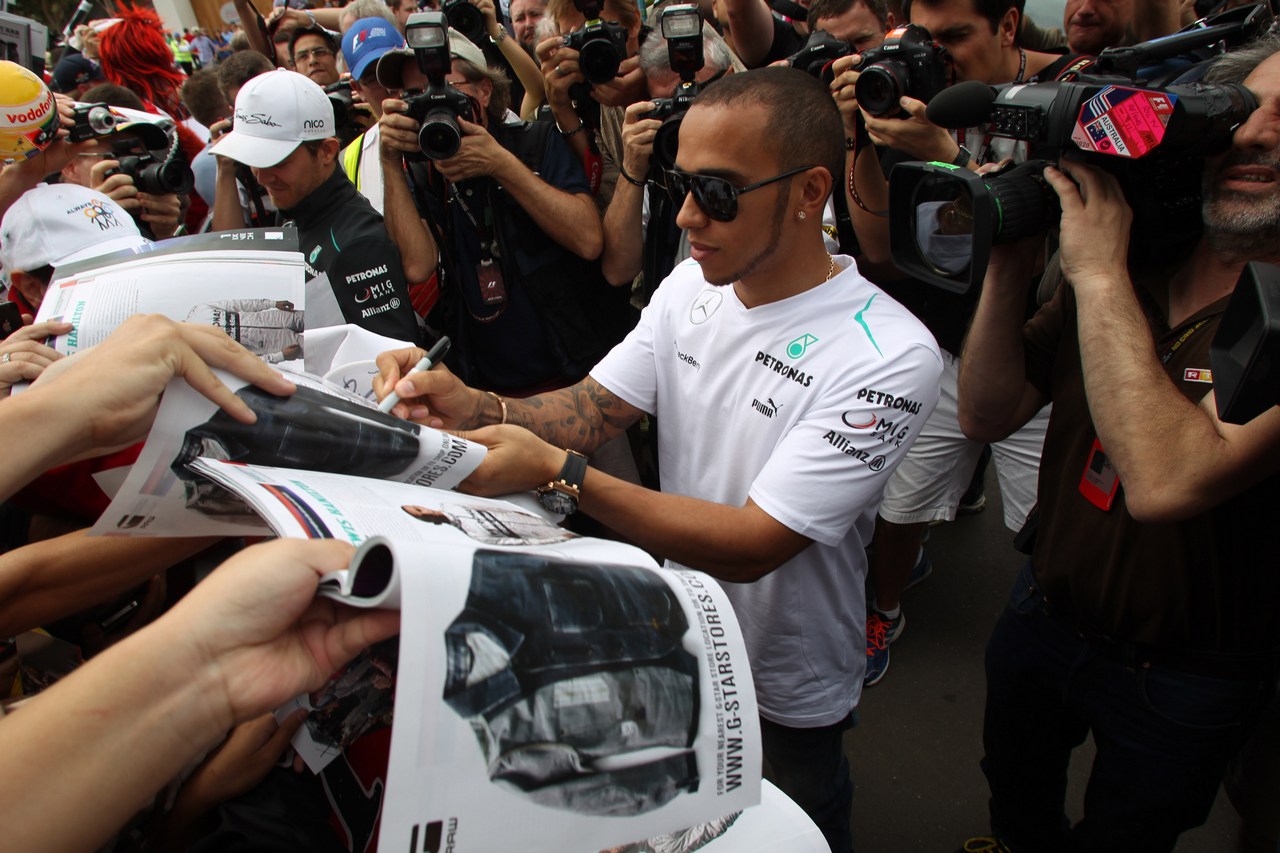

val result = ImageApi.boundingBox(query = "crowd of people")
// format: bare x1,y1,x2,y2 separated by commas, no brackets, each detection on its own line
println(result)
0,0,1277,850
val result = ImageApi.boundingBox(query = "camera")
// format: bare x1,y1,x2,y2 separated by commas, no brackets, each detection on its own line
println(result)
787,30,854,85
442,0,486,47
563,0,629,85
403,11,477,160
104,132,195,195
324,79,367,148
67,102,117,143
854,24,950,118
641,4,704,170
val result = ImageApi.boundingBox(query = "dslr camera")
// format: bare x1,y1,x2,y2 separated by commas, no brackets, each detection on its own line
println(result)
442,0,486,47
854,24,950,118
67,102,117,143
787,30,854,85
563,0,629,85
641,4,705,170
104,132,195,196
402,10,478,161
323,79,367,148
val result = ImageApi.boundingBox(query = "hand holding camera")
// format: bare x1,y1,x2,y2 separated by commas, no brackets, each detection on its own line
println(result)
621,100,660,178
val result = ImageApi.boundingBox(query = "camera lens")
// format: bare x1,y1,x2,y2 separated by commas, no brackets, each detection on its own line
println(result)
86,106,115,135
445,0,486,45
420,109,463,160
579,38,622,84
911,173,975,276
855,63,907,118
136,160,195,195
652,115,682,170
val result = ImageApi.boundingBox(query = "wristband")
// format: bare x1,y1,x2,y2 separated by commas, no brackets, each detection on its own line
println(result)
619,166,645,187
558,121,586,138
951,145,972,168
487,390,507,425
490,28,507,45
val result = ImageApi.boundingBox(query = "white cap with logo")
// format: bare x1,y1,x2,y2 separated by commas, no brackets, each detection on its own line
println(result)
212,68,335,169
0,183,148,273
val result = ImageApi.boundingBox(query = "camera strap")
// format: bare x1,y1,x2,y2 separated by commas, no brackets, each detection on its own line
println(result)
767,0,809,21
450,182,509,319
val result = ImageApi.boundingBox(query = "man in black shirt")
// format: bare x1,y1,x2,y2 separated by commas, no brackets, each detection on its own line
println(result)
212,68,421,344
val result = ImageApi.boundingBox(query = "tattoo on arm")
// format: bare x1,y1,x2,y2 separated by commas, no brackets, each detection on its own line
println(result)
505,378,640,451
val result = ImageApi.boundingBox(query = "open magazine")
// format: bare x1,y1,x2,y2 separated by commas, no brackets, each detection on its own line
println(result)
90,370,485,538
185,460,767,853
34,227,305,362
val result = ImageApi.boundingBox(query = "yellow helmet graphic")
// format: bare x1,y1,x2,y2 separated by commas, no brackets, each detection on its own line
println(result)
0,61,59,161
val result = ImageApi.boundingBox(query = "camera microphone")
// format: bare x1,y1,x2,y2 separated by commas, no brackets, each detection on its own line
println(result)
925,80,997,129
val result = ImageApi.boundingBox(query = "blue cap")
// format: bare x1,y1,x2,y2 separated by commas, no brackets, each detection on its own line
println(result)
342,18,406,81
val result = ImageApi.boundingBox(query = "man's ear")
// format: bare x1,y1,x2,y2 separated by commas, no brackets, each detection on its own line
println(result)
9,271,47,314
317,136,343,165
998,6,1019,47
797,165,833,219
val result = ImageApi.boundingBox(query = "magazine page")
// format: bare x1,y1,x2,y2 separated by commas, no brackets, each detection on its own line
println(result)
353,537,762,853
191,461,592,575
89,370,485,538
34,228,304,361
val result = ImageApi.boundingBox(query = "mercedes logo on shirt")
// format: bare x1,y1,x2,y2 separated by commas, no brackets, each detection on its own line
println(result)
689,290,723,325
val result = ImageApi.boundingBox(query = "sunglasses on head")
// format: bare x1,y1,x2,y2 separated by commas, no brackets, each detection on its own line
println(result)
663,165,816,222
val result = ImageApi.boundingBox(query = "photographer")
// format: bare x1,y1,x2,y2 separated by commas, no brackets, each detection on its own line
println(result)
829,0,1078,686
377,23,630,396
212,69,420,344
600,15,735,293
955,37,1280,852
339,17,407,214
808,0,895,53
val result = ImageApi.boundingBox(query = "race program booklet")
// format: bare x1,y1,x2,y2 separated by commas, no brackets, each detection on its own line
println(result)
90,369,485,538
34,227,305,362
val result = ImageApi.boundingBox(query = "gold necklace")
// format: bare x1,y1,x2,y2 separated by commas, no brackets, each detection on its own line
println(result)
824,255,836,282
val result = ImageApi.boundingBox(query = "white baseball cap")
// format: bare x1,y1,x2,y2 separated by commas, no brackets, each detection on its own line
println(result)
212,69,335,169
0,183,148,273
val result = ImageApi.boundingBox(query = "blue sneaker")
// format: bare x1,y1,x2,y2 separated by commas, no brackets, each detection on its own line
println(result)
864,609,905,687
904,548,933,592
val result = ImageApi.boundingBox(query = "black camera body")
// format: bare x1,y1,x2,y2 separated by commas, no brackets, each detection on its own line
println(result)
787,30,854,85
104,134,195,196
442,0,486,47
854,24,950,118
564,0,629,85
641,4,705,170
67,102,116,143
324,79,366,148
404,10,478,160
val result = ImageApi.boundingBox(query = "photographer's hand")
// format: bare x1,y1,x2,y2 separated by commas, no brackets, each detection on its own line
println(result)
863,97,961,164
620,100,659,179
137,192,182,239
377,98,422,160
539,38,584,113
1043,160,1132,294
89,158,140,212
433,118,513,182
829,53,865,136
591,56,646,108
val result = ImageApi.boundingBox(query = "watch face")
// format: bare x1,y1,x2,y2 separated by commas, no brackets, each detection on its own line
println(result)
538,489,578,515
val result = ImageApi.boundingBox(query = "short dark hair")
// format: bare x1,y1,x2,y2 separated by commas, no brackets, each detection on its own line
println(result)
80,83,147,111
808,0,889,30
217,50,274,102
181,68,230,129
906,0,1016,37
691,67,844,190
289,25,339,61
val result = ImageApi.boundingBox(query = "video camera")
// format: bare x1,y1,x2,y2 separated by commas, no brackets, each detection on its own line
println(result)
886,4,1268,294
1212,262,1280,424
641,5,705,170
786,30,854,85
854,24,951,118
563,0,629,85
402,10,478,161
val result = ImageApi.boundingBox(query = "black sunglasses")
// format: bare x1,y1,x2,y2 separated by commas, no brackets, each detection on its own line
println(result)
664,165,816,222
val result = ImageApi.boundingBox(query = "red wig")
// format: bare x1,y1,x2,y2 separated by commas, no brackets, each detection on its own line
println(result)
98,5,189,121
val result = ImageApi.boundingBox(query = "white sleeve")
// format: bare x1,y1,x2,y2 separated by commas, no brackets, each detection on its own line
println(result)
588,288,664,416
749,342,944,546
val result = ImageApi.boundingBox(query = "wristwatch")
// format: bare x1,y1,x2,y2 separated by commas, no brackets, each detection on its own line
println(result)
950,145,973,168
537,450,587,515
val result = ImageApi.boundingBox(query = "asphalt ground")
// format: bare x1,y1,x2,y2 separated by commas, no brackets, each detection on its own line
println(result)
844,470,1240,852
